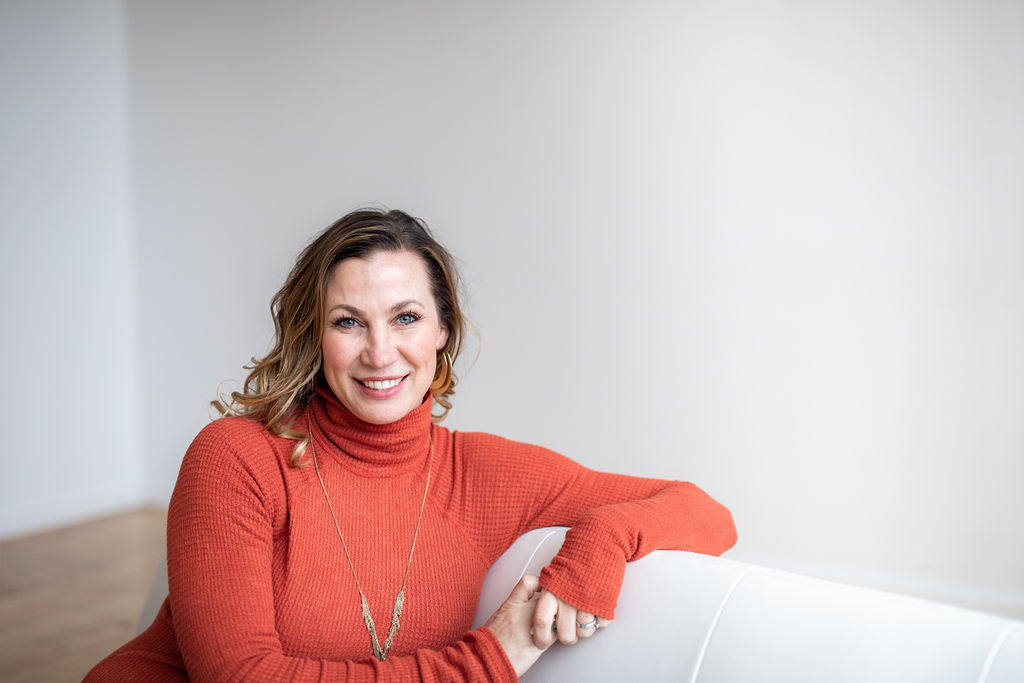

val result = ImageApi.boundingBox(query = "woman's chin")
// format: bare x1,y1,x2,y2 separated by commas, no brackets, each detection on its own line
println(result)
346,395,419,425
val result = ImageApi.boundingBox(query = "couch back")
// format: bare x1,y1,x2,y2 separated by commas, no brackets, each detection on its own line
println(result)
475,527,1024,682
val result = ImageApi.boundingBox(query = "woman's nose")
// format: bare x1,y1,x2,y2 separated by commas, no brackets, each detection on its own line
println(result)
362,328,398,368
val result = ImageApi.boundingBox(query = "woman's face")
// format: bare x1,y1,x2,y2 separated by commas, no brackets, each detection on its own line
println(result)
321,250,448,425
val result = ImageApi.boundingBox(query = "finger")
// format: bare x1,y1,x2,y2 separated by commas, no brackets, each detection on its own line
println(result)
575,610,599,639
597,617,613,629
555,600,578,644
509,575,541,603
531,590,558,649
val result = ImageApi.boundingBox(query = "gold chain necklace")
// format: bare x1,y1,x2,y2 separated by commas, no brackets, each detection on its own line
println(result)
306,408,432,661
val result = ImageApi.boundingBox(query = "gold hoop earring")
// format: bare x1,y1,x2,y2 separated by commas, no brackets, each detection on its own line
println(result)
430,351,454,395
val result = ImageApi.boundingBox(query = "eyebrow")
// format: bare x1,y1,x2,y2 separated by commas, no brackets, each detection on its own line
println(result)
326,300,426,317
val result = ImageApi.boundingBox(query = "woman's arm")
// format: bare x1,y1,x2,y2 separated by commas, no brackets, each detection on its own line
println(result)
456,432,737,623
534,474,736,620
167,420,518,682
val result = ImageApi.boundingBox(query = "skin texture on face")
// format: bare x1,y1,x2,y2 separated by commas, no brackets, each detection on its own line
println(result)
321,250,448,425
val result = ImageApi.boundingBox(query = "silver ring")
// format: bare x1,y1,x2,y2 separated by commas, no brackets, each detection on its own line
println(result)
577,619,598,630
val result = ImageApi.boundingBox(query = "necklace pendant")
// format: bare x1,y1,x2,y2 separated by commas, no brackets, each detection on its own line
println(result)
360,589,405,661
381,589,405,659
359,593,386,661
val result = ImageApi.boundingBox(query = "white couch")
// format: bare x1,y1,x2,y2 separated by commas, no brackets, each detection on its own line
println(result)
141,527,1024,681
475,527,1023,682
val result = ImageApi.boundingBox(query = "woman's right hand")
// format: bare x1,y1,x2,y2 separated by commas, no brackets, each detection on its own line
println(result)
485,575,548,677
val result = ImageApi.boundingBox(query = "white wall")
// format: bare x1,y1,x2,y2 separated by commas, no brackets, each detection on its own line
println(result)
4,0,1022,618
125,0,1024,617
0,0,143,537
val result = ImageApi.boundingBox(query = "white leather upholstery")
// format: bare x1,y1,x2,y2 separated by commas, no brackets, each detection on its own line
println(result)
475,527,1024,682
141,527,1024,680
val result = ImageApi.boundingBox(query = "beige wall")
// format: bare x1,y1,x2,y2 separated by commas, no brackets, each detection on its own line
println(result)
4,0,1022,617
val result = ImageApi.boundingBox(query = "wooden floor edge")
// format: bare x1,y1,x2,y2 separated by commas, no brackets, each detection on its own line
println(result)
0,504,169,546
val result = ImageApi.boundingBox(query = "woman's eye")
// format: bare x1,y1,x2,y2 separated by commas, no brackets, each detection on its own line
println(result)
397,312,420,325
334,317,358,329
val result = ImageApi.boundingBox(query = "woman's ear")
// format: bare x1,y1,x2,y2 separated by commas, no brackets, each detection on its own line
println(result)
436,325,449,350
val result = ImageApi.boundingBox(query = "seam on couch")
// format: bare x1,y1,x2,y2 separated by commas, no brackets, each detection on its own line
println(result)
688,569,749,683
976,624,1013,683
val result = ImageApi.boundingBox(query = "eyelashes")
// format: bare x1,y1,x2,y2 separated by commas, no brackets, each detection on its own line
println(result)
330,311,422,329
396,312,421,325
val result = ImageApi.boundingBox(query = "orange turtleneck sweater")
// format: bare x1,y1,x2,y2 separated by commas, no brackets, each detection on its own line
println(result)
86,389,736,681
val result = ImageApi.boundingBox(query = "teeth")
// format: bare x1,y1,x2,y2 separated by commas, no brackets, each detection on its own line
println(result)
361,378,402,390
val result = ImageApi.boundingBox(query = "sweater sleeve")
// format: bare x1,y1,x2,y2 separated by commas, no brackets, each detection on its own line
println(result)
458,433,737,621
165,421,517,683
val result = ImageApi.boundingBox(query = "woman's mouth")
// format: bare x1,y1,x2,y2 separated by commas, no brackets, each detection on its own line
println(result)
356,376,408,398
360,377,403,390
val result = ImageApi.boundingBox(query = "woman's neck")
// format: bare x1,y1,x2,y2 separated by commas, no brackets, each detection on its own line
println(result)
307,384,433,475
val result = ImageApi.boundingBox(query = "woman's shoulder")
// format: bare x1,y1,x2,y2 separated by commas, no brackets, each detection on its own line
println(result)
172,416,295,533
191,415,275,447
452,429,578,471
194,414,272,439
184,416,292,472
447,429,512,458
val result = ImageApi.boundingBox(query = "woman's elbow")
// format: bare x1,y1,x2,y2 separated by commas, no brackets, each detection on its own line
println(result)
676,481,737,556
710,503,738,555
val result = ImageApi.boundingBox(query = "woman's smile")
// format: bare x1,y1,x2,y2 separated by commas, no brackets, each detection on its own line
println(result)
356,375,407,397
359,376,405,391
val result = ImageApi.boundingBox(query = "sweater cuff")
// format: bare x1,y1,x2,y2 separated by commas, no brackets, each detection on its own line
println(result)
537,520,629,619
470,627,519,681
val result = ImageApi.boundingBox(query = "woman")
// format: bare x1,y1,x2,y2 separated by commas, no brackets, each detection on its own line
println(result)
87,208,736,681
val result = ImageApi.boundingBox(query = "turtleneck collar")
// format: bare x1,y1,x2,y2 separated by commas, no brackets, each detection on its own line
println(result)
307,384,434,475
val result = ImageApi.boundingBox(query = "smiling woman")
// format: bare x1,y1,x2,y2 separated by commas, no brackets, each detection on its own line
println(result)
321,251,449,426
209,209,467,464
85,207,736,681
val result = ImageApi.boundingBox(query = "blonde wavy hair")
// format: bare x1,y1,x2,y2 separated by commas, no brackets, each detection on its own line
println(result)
213,208,467,466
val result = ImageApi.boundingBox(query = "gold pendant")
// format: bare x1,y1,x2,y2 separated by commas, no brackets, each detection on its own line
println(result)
361,590,405,661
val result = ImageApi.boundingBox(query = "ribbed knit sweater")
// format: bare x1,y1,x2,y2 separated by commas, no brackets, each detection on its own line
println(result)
86,388,736,681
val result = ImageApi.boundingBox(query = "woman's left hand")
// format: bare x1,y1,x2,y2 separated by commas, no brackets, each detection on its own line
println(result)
531,589,613,649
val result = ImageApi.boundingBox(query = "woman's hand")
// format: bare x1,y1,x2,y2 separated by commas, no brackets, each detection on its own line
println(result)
485,575,547,677
531,589,612,649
